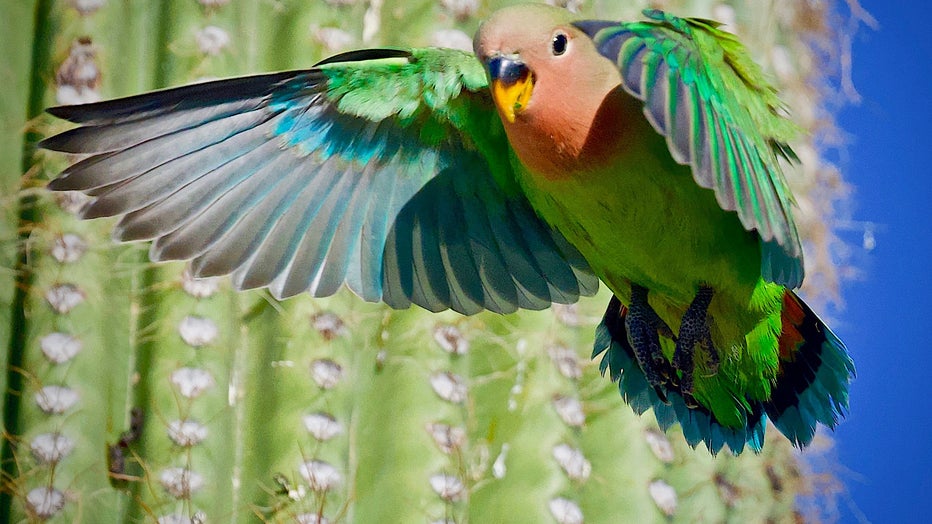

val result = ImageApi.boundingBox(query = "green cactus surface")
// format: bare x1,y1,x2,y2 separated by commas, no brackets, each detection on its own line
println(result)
1,0,849,522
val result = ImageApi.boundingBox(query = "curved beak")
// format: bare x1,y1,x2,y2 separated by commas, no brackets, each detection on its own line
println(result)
486,55,534,123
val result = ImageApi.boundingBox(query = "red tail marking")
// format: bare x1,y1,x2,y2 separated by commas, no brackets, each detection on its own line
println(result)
778,292,807,362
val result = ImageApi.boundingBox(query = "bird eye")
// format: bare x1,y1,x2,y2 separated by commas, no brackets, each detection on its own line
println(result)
551,32,568,56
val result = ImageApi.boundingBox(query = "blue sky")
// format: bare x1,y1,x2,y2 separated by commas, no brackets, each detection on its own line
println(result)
830,0,932,521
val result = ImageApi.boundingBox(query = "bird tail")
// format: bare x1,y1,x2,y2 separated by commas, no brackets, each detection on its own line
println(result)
592,292,855,453
763,290,855,447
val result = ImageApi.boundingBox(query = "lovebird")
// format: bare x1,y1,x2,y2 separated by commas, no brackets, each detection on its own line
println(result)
40,4,854,453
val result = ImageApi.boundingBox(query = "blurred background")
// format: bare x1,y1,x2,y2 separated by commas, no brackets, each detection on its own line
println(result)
0,0,926,522
829,0,932,522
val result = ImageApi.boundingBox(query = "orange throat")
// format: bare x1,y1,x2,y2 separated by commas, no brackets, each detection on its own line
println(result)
502,85,644,180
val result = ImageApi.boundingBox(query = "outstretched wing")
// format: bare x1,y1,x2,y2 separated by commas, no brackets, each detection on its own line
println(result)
42,47,597,315
575,10,804,288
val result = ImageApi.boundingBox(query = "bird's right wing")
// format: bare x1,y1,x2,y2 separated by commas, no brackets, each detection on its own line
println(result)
42,47,597,315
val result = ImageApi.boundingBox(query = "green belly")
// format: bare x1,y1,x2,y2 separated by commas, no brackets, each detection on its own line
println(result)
512,147,767,348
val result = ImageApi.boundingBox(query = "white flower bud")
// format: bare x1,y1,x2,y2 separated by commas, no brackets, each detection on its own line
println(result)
649,479,678,517
160,467,205,499
430,372,467,404
35,386,80,414
552,444,591,481
40,333,82,364
429,473,464,501
26,487,65,518
171,367,215,399
30,433,75,464
299,460,342,492
549,498,583,524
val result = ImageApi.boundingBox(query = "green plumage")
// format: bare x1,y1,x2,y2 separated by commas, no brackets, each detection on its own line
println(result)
40,6,853,452
595,11,805,282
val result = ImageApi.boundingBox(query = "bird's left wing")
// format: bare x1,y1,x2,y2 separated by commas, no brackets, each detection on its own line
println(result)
575,11,804,288
41,47,597,315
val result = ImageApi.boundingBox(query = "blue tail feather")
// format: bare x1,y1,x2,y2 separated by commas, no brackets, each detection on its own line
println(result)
765,292,855,445
593,292,855,453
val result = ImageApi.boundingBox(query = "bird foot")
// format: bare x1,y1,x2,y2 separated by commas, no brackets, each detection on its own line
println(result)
625,284,676,403
673,285,719,408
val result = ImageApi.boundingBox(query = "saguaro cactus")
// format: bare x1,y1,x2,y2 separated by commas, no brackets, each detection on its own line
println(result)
2,0,850,522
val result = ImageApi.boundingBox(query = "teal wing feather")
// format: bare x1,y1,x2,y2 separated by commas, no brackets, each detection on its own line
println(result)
42,47,597,314
575,11,804,288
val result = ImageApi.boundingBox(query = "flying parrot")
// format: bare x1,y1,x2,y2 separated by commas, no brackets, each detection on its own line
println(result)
40,4,854,453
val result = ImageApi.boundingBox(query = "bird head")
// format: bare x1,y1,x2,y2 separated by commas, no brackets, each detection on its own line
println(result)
473,5,625,174
474,4,614,125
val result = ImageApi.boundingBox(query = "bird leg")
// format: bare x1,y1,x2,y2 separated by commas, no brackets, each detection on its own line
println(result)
625,284,676,403
672,285,719,408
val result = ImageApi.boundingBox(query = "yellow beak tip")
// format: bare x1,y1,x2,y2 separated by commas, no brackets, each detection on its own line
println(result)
492,77,533,124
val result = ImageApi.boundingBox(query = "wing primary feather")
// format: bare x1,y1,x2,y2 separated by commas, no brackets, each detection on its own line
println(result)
336,160,390,301
351,156,402,301
146,146,302,262
44,71,304,124
339,118,430,300
691,99,716,189
669,74,692,165
381,213,414,311
55,107,274,196
368,147,444,303
40,98,269,154
659,58,679,162
233,157,345,291
274,164,364,299
509,207,582,304
434,175,486,315
112,134,285,242
406,197,453,312
453,170,519,314
487,199,556,309
617,37,647,98
753,157,785,245
757,149,800,255
725,125,752,230
642,58,668,135
711,115,737,211
190,153,309,279
547,230,598,298
732,132,769,239
84,119,277,221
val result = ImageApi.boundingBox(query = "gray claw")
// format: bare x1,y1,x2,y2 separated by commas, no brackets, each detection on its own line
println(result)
626,285,676,402
673,286,720,405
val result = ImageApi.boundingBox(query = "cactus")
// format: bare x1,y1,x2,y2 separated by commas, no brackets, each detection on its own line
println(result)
1,0,850,522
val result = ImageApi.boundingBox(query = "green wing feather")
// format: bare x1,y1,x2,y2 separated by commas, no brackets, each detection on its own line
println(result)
575,11,804,288
41,47,597,314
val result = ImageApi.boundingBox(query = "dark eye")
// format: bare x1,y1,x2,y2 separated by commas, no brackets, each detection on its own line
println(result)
551,33,568,56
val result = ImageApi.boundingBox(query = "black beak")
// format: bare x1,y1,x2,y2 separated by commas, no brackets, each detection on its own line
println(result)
486,55,529,85
485,54,534,123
